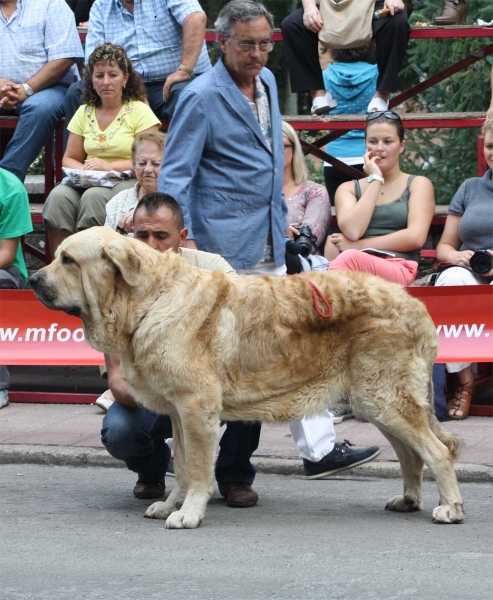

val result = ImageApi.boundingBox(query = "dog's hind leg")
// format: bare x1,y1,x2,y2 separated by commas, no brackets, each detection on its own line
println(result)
145,411,188,521
377,412,464,524
376,428,424,513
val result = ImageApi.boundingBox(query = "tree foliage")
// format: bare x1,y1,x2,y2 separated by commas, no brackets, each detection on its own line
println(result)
399,0,493,203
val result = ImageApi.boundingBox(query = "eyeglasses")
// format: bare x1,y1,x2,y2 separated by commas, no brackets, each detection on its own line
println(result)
283,143,294,150
230,40,275,54
366,111,401,122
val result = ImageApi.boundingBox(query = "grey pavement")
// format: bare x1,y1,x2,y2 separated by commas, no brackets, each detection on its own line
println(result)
1,464,492,600
1,403,492,481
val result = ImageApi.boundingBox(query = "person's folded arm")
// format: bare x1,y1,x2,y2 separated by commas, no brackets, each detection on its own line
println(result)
62,132,86,169
436,214,474,265
0,238,18,271
335,175,435,252
105,353,139,409
335,180,380,241
163,11,207,101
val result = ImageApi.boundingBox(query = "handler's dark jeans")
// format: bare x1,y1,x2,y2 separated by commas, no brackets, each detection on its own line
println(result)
101,401,260,484
63,76,198,148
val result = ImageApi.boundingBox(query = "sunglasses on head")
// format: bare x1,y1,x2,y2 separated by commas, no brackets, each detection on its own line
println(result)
366,111,401,122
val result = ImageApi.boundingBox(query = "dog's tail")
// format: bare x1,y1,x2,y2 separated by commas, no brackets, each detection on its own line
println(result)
426,377,461,460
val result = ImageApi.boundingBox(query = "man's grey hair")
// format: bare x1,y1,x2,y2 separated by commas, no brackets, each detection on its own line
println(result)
214,0,274,39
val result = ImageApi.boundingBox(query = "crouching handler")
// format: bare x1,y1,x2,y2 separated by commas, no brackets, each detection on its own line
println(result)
101,192,261,508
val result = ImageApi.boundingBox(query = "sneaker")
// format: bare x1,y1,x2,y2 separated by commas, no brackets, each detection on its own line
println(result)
332,404,354,424
0,389,9,409
303,440,380,479
311,92,338,116
133,478,165,499
95,391,114,413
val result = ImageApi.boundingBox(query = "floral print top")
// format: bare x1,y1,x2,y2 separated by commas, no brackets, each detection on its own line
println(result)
286,181,331,248
67,100,160,162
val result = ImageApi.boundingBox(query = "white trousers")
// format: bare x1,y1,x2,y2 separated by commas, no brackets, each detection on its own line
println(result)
239,260,336,462
435,266,492,373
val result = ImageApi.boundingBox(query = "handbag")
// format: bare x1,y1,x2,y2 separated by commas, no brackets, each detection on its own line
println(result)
318,0,375,50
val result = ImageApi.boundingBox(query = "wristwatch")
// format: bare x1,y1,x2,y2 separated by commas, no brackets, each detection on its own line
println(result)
367,174,384,185
22,83,34,97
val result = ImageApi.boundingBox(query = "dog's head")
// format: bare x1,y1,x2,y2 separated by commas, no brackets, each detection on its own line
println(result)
30,227,162,353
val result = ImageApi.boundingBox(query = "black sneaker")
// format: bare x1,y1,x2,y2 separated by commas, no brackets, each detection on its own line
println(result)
303,440,380,479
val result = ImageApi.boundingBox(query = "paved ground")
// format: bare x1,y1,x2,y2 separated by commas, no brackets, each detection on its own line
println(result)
2,465,492,600
1,403,492,482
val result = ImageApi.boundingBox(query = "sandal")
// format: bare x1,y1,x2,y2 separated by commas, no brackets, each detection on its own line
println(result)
446,381,474,420
367,96,389,113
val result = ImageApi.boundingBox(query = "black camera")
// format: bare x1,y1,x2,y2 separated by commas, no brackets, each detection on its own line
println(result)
469,250,492,275
286,225,317,258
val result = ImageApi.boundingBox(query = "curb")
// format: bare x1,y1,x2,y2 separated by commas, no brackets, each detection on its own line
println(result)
1,445,492,483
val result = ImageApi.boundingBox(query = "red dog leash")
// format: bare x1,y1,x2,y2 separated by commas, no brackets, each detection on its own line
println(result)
306,280,333,319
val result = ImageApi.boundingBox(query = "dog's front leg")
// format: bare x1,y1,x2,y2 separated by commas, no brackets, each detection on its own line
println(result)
165,398,219,529
145,412,188,521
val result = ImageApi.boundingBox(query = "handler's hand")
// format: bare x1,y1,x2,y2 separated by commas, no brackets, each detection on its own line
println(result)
487,103,493,120
384,0,404,16
163,69,190,102
303,6,323,33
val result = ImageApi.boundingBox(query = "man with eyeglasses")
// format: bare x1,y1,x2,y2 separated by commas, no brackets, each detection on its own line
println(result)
159,0,379,502
158,0,283,510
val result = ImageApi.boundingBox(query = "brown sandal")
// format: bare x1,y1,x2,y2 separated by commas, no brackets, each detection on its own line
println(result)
446,381,474,420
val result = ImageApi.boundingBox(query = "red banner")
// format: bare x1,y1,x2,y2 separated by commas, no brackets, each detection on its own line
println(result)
0,287,492,365
0,290,104,365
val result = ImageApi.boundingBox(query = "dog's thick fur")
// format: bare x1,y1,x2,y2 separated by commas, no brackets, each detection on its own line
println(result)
31,227,464,528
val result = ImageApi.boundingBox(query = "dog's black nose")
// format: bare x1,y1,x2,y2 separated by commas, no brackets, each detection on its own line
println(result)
29,273,41,288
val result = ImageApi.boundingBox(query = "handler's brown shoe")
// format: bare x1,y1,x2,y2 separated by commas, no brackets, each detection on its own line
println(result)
218,482,258,508
133,478,165,499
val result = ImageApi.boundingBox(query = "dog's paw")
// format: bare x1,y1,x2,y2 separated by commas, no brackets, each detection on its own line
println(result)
165,509,203,529
385,495,421,512
432,503,464,524
144,501,174,520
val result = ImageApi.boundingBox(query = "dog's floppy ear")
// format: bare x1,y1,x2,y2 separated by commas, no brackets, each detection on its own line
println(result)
102,238,149,287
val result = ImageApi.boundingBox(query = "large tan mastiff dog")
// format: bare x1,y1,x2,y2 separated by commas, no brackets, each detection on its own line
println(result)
30,227,464,528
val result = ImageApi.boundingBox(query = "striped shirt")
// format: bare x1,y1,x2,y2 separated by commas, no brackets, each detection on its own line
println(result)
86,0,211,83
0,0,83,85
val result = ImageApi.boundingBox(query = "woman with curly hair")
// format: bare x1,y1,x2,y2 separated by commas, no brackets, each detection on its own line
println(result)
43,43,160,254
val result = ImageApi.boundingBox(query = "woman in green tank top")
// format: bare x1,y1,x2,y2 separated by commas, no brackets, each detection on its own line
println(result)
325,111,435,286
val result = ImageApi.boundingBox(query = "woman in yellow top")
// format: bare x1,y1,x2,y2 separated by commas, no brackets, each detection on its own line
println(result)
43,43,160,254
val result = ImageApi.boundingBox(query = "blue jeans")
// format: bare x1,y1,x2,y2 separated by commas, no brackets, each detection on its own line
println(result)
101,401,260,484
0,84,67,182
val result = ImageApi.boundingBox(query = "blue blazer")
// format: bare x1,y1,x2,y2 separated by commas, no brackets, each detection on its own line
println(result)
158,58,288,270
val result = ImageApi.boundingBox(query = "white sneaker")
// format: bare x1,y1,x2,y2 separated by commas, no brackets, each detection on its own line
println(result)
0,389,9,409
95,391,114,413
311,92,338,115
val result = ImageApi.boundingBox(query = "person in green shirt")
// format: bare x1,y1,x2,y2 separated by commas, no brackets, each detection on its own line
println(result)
0,167,33,407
